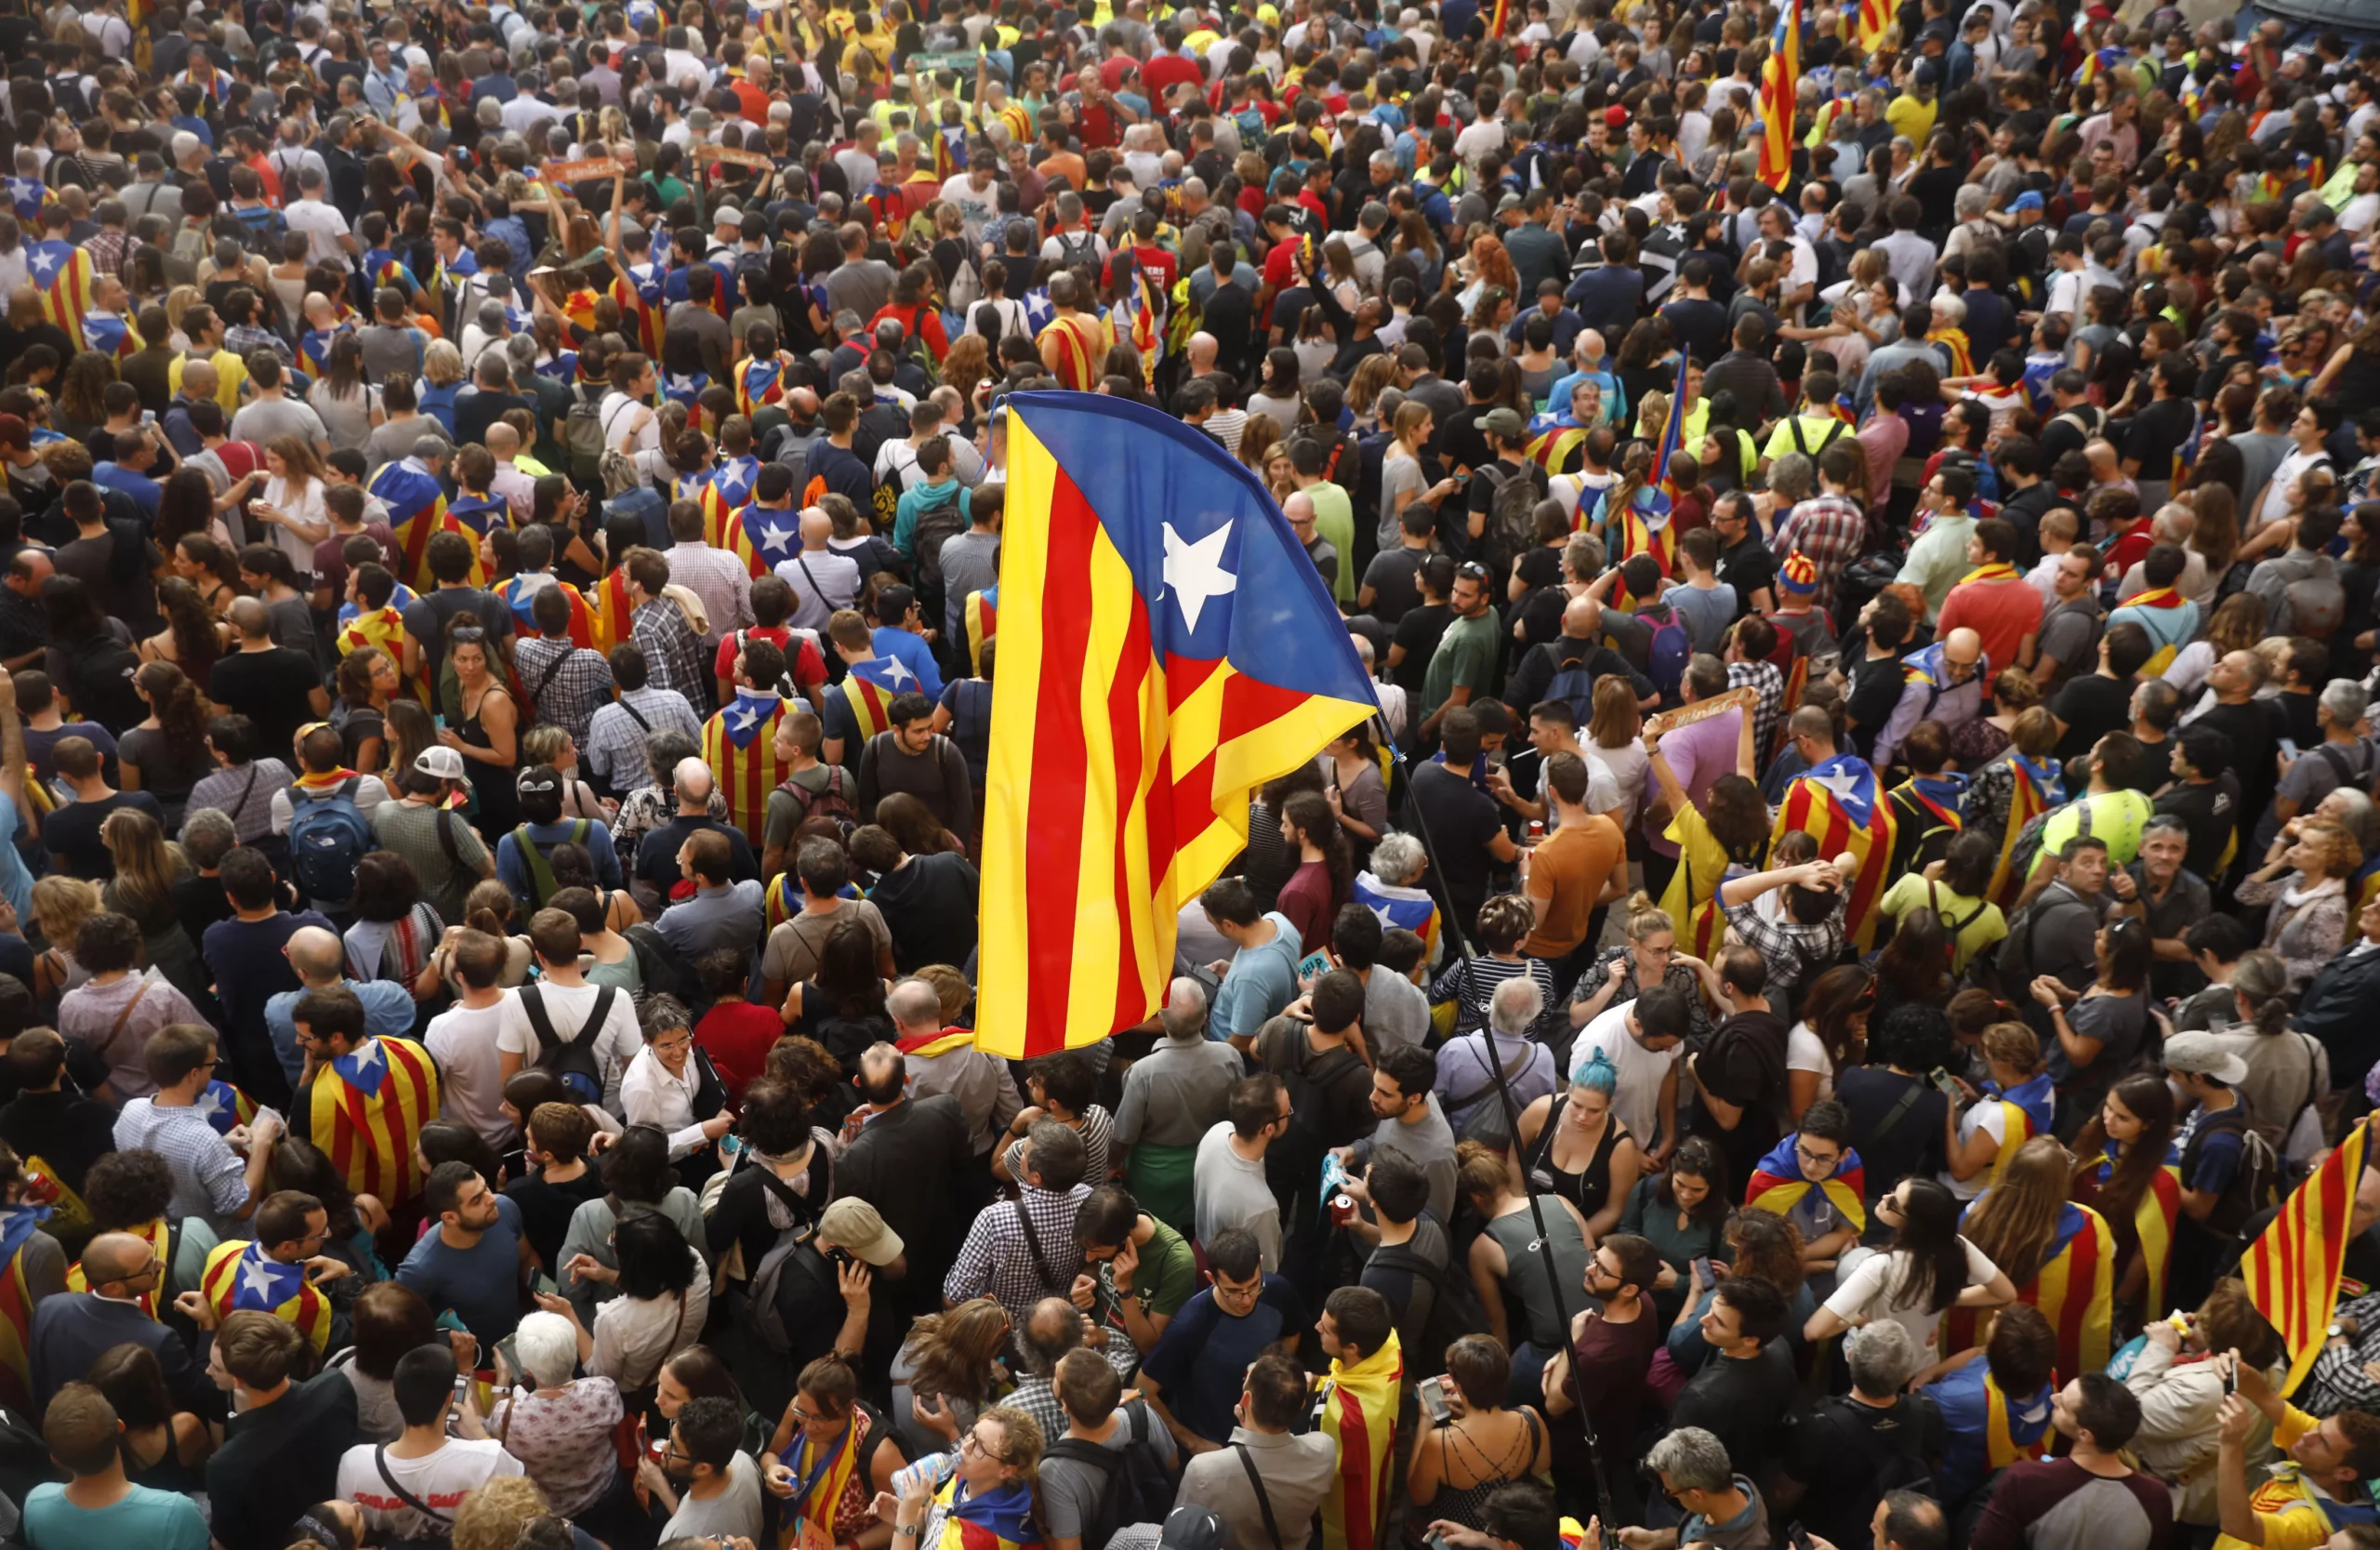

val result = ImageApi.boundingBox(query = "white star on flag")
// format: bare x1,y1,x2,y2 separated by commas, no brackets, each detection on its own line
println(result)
31,249,54,277
879,656,915,687
239,1252,281,1305
760,523,794,554
346,1039,383,1080
1810,770,1862,803
1161,519,1238,634
194,1085,223,1120
729,706,759,732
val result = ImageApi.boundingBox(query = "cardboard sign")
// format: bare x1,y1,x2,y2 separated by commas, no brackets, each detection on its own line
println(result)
706,145,777,171
1642,685,1755,739
543,156,623,184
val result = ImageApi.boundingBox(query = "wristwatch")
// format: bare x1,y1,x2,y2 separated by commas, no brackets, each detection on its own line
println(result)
2330,1322,2347,1339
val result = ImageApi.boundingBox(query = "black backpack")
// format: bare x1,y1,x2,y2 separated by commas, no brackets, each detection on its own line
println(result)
1368,1229,1489,1366
517,984,615,1105
59,631,145,735
1044,1399,1179,1550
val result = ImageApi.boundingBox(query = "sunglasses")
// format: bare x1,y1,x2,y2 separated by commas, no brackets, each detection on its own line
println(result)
1455,561,1489,579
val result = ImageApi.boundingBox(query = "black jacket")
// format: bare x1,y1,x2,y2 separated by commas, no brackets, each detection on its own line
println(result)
2294,938,2380,1093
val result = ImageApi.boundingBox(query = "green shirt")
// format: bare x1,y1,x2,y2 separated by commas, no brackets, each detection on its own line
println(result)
1305,482,1357,605
1134,1213,1199,1316
1421,609,1501,725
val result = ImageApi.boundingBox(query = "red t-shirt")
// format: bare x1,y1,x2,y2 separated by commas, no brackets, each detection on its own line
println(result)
1937,574,2045,677
1077,100,1120,151
713,625,827,692
1143,53,1203,99
694,1001,782,1103
729,77,772,126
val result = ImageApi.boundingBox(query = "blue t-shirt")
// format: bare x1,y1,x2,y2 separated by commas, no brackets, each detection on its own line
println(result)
1140,1277,1306,1444
870,626,945,702
22,1482,209,1550
396,1192,527,1343
1921,1358,2053,1508
2185,1121,2244,1198
1210,912,1303,1042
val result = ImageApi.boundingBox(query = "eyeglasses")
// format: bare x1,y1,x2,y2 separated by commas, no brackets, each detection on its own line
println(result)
1455,561,1489,580
1794,1143,1841,1168
959,1431,992,1459
451,626,487,643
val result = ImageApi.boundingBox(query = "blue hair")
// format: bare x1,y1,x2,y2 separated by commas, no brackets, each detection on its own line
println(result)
1571,1045,1617,1094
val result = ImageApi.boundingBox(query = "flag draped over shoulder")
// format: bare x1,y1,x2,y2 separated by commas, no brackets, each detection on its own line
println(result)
2242,1120,2369,1394
1745,1137,1868,1234
1316,1331,1402,1550
202,1239,335,1353
1597,352,1688,572
964,587,999,677
0,1204,50,1412
1983,1072,2056,1184
307,1036,441,1207
29,240,92,351
1945,1200,2113,1383
1759,0,1802,192
981,394,1380,1058
932,1476,1041,1550
704,688,795,848
1773,753,1896,947
1986,751,2062,906
369,457,472,592
834,656,919,748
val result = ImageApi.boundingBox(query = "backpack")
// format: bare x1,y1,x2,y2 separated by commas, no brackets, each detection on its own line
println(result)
517,983,615,1104
58,630,144,734
1368,1231,1490,1366
2284,563,2347,639
908,492,970,597
1636,601,1693,704
288,779,374,907
510,818,593,909
742,1162,833,1355
1473,462,1541,580
1043,1400,1179,1550
1807,1392,1937,1522
1052,230,1101,272
2191,1105,2284,1239
775,765,860,841
1541,648,1599,727
564,396,607,483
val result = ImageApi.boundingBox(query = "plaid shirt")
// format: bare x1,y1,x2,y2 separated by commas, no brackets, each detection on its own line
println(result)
583,685,704,799
1726,658,1785,762
1721,890,1846,995
514,635,615,749
225,322,295,365
85,228,129,278
1774,495,1867,616
944,1182,1092,1326
633,600,713,716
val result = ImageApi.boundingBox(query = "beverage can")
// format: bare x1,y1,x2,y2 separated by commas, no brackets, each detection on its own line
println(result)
1526,818,1544,844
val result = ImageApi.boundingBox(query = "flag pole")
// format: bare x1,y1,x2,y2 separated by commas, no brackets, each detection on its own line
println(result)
1377,739,1620,1550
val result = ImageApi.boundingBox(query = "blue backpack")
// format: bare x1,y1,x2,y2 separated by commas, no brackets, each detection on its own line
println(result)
1542,647,1600,727
1637,601,1693,703
288,779,373,907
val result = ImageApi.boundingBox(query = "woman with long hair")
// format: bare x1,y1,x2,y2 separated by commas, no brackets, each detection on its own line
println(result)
1645,707,1767,965
1616,1134,1730,1321
1514,1043,1643,1245
142,575,227,683
117,661,215,828
441,614,522,834
2234,816,2363,990
335,647,396,776
308,331,384,454
1585,676,1648,826
1871,906,1955,1020
153,468,232,559
1345,353,1399,433
780,919,894,1066
558,1123,709,1327
255,434,333,576
1275,789,1351,955
98,808,212,1013
2071,1071,2182,1318
344,851,447,1001
88,1341,214,1491
54,351,115,439
893,1296,1014,1460
1666,1208,1811,1377
1250,347,1302,424
1951,1134,2118,1381
765,1353,909,1550
236,542,320,667
384,699,438,793
173,534,241,612
1321,723,1387,853
1785,964,1873,1118
1945,1019,2054,1200
1805,1174,2017,1349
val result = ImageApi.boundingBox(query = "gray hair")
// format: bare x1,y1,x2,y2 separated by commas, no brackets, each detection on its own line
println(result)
1645,1427,1732,1493
2323,787,2380,854
2320,677,2369,729
1488,974,1544,1038
886,977,944,1033
1371,832,1426,887
511,1310,580,1388
1954,184,1987,217
1161,976,1208,1040
412,435,450,463
1845,1318,1920,1397
179,807,238,868
1768,451,1816,503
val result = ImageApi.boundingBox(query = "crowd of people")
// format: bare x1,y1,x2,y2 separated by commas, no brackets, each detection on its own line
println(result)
0,0,2374,1546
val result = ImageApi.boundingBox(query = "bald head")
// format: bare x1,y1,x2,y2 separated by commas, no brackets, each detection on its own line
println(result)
673,757,714,804
1562,595,1597,640
82,1232,155,1290
1944,627,1983,668
1187,331,1217,371
1283,490,1314,523
1162,976,1208,1039
885,977,943,1036
182,360,218,397
228,596,271,639
800,507,831,546
287,925,345,985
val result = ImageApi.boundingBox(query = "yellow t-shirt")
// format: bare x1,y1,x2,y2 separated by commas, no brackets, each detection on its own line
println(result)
2039,788,2152,868
1876,872,2007,974
2213,1406,2343,1550
1760,412,1850,465
1885,92,1937,148
168,348,249,414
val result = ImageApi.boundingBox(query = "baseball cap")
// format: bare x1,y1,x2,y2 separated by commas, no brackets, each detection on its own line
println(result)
2010,191,2044,213
1604,104,1630,127
1482,407,1528,437
1497,192,1524,214
713,205,745,227
685,106,715,131
2162,1031,2249,1087
819,1199,905,1265
414,746,467,780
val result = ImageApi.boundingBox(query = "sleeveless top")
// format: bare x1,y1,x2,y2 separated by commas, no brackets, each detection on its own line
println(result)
1523,1097,1630,1226
1485,1205,1593,1350
457,686,520,833
1430,1410,1547,1531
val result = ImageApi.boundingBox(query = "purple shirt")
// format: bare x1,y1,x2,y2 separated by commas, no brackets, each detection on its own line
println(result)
1646,707,1743,857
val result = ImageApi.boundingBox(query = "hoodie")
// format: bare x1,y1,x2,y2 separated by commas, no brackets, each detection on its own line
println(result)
893,472,968,563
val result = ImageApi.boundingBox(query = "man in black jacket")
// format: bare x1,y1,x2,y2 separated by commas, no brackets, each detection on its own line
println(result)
1687,947,1791,1189
2294,892,2380,1125
837,1042,976,1311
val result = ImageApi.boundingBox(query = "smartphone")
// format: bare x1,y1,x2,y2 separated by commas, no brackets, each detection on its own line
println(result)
1929,1067,1964,1099
433,713,447,732
2279,738,2300,762
1417,1375,1450,1424
1691,1256,1714,1284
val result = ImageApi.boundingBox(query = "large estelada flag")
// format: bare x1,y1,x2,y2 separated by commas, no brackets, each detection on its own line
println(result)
1315,1331,1403,1550
1592,351,1687,573
1773,753,1897,949
704,688,795,849
980,394,1379,1058
0,1204,50,1412
2242,1119,2369,1394
369,457,477,593
303,1035,441,1209
29,238,92,351
1758,0,1803,192
1746,1135,1867,1234
201,1239,335,1353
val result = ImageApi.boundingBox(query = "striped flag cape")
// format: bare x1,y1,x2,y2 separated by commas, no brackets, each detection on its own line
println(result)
201,1239,336,1353
611,262,668,356
1597,352,1690,572
559,286,602,334
368,457,473,593
707,456,762,525
1488,0,1509,36
304,1035,441,1209
496,576,597,649
703,688,796,849
1983,1371,2053,1470
2093,1146,2182,1317
448,491,510,539
931,1474,1042,1550
195,1078,260,1134
29,238,94,351
834,656,918,749
1745,1135,1867,1234
982,395,1381,1056
2073,45,2127,86
82,309,139,360
1525,411,1594,477
739,505,804,576
1983,750,2063,907
2241,1119,2368,1394
364,246,418,298
65,1215,174,1318
964,587,998,677
1772,753,1897,948
765,876,861,933
779,1411,873,1540
1352,869,1440,962
1023,286,1056,335
299,323,349,378
1035,311,1109,391
0,1205,48,1413
1315,1331,1402,1550
590,567,638,655
1110,259,1163,387
1757,0,1802,192
735,354,791,419
1979,1071,2056,1186
1945,1200,2114,1383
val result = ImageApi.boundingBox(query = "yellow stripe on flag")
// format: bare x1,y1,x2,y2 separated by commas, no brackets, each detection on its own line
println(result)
2241,1120,2368,1395
1066,530,1136,1037
976,417,1057,1051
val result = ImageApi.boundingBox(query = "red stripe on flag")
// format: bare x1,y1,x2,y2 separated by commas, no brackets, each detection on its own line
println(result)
1101,605,1155,1044
1020,473,1103,1041
1335,1386,1377,1550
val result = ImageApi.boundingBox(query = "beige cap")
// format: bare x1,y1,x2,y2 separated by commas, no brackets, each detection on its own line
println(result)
819,1198,905,1266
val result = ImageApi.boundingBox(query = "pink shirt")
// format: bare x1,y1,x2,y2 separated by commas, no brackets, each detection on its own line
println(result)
1646,706,1743,858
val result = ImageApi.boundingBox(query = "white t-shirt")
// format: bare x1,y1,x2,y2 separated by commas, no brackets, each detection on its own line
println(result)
337,1437,523,1543
260,473,330,573
1946,1104,2010,1201
496,981,645,1115
660,1451,766,1542
424,1000,512,1149
1785,1021,1835,1106
283,197,350,266
1822,1238,2003,1353
2253,447,2329,537
1576,1001,1681,1153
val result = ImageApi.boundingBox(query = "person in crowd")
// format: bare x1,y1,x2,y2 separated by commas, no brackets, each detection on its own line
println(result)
1919,1301,2060,1513
1969,1373,2171,1550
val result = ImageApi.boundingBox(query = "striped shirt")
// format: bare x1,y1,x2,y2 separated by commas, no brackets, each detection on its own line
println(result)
113,1097,250,1231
